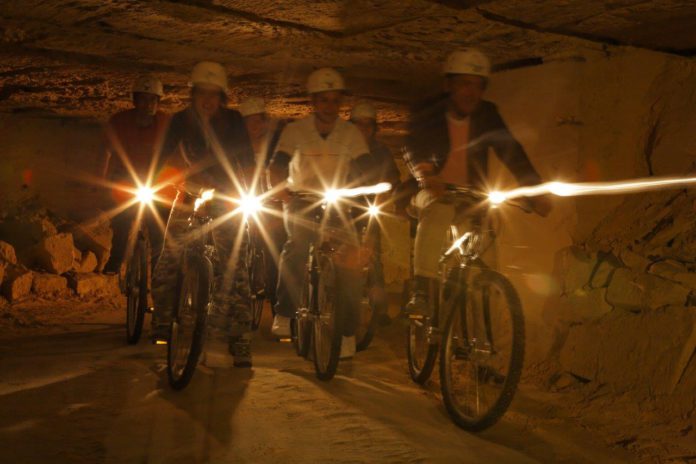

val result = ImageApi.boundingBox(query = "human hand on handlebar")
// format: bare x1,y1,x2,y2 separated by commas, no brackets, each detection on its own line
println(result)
420,175,446,199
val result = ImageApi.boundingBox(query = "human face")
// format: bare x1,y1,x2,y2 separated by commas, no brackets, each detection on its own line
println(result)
244,113,269,142
133,92,159,118
312,91,343,124
352,117,376,142
446,74,486,117
192,85,223,120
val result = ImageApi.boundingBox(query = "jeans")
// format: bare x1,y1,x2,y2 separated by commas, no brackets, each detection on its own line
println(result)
274,198,363,336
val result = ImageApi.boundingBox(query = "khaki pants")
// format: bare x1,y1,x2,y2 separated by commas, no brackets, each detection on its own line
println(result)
412,189,481,279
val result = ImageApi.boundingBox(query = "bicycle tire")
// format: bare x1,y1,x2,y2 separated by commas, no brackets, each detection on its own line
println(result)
167,254,213,390
355,293,378,352
439,269,525,431
293,250,315,358
126,236,148,345
249,246,266,331
312,254,342,381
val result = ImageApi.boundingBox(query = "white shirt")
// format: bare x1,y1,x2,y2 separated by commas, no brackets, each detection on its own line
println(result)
274,114,369,191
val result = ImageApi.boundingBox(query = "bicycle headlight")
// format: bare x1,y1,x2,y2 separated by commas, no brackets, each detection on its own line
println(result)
135,185,155,205
240,193,262,217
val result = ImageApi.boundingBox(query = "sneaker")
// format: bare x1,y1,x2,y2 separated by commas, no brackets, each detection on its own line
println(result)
271,314,291,337
231,335,252,368
340,335,356,359
202,331,234,368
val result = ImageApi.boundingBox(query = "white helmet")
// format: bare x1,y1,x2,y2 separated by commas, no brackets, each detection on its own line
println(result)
443,49,491,77
132,75,164,98
239,97,266,117
307,67,345,94
350,101,377,121
189,61,228,92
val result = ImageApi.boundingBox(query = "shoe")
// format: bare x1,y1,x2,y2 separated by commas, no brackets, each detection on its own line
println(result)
202,331,234,368
230,335,252,368
271,314,291,337
405,276,432,317
340,335,356,359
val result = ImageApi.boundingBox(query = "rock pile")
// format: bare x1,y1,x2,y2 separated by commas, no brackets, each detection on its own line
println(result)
0,205,119,303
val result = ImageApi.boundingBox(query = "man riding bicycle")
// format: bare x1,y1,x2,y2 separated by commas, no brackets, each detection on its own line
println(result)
268,67,372,359
405,49,552,316
151,61,256,368
102,75,170,275
350,101,401,326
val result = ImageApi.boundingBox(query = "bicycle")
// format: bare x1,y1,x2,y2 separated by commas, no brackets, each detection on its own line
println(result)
167,188,217,390
293,183,391,380
406,185,530,431
354,200,386,352
247,221,266,331
124,185,156,345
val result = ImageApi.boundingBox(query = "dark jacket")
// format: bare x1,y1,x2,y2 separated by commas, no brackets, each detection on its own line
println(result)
406,95,542,189
161,107,255,190
354,139,401,187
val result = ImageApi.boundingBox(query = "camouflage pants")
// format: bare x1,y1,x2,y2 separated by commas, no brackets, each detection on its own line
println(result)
151,191,252,336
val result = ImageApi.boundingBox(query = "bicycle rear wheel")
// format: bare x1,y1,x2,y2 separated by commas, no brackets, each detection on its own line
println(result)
355,286,378,352
249,246,266,330
126,236,148,345
312,253,342,381
167,255,212,390
439,269,525,431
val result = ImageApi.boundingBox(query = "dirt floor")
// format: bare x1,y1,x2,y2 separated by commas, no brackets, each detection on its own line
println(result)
0,298,647,464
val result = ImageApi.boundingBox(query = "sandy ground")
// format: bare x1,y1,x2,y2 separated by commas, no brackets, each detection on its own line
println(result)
0,302,635,464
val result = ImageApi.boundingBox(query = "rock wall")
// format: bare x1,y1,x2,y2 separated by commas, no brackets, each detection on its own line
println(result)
485,47,696,410
0,114,104,219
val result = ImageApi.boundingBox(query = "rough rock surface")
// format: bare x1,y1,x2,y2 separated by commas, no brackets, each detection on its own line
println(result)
2,266,33,302
67,272,110,297
79,250,98,274
71,219,113,272
32,273,68,297
0,240,17,265
32,232,75,275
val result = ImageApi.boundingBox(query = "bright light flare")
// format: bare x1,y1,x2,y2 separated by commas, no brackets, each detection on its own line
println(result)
489,175,696,203
368,204,381,217
135,185,155,205
445,232,472,256
239,193,263,218
323,182,392,203
194,189,215,211
488,191,507,205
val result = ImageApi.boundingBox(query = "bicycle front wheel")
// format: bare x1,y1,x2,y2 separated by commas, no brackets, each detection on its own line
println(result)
125,236,148,345
439,269,525,431
167,255,212,390
312,254,342,381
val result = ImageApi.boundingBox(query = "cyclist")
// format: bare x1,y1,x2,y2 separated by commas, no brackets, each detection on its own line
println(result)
405,49,552,316
238,96,288,309
102,75,169,275
349,101,401,326
267,68,371,359
151,61,256,368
